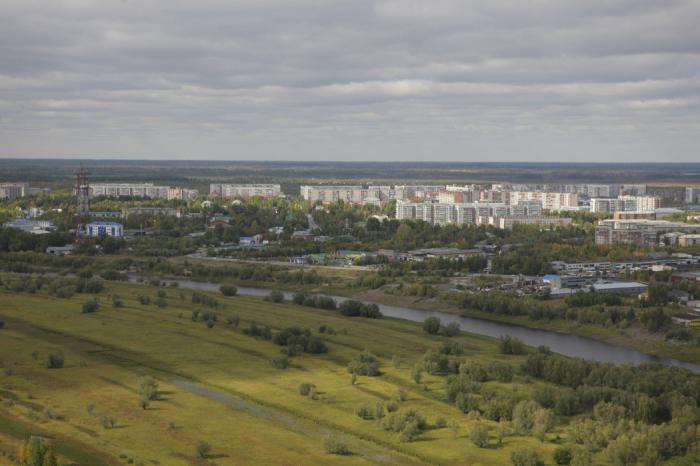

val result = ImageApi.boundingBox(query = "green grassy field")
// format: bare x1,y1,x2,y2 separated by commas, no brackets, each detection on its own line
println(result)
0,278,605,465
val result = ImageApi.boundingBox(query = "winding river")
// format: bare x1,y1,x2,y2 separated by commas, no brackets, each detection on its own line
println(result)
138,277,700,374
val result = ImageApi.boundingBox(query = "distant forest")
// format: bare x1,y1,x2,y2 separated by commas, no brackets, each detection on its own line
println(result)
1,159,699,192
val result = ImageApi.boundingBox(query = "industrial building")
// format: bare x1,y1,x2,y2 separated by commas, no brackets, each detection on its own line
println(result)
86,221,123,237
209,183,281,199
2,219,55,234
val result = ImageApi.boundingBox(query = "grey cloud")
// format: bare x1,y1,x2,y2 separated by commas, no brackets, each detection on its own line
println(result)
0,0,699,161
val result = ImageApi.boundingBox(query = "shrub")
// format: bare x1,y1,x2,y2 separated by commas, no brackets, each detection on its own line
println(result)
383,409,426,442
440,322,460,337
195,440,211,459
347,349,380,376
154,297,167,308
298,383,316,396
270,355,289,369
266,290,285,303
226,315,240,327
111,295,124,308
511,449,544,466
499,335,526,355
386,400,399,412
157,289,167,298
435,417,447,428
0,320,4,329
101,415,117,429
470,423,489,448
46,352,64,369
324,436,350,455
139,295,150,305
422,317,441,334
338,300,382,318
139,376,159,401
219,285,238,296
82,299,100,313
355,404,373,420
554,447,572,465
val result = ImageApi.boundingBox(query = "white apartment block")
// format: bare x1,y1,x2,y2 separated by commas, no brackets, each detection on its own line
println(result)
493,216,572,230
0,183,28,199
508,192,578,211
168,187,199,200
590,195,661,213
590,198,625,213
618,195,661,212
686,187,700,204
210,183,281,199
301,185,443,205
89,183,170,199
396,201,543,227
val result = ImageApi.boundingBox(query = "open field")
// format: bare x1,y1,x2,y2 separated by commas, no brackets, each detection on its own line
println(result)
0,277,585,465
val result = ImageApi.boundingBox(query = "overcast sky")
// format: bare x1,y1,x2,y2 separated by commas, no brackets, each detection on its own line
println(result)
1,0,699,162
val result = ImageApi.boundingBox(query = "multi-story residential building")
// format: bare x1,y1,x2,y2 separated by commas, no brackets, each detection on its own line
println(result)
301,185,365,204
618,195,661,212
590,196,661,213
86,221,123,237
168,187,199,200
595,219,700,246
679,234,700,247
686,187,700,204
508,192,578,211
0,183,29,199
487,216,572,230
301,185,441,205
210,183,281,199
89,183,170,199
125,207,181,218
590,198,625,213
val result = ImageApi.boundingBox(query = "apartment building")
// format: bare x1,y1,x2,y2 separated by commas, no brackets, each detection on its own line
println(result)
618,195,661,212
210,183,281,199
90,183,170,199
168,187,199,200
590,198,625,213
508,192,578,211
0,183,29,199
595,219,700,246
494,216,572,230
687,187,700,204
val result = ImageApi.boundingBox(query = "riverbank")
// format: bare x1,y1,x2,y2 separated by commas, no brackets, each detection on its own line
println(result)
354,289,700,366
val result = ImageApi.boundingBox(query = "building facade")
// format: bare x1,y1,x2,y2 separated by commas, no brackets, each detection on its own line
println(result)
89,183,170,199
210,183,281,199
86,221,123,237
0,183,29,199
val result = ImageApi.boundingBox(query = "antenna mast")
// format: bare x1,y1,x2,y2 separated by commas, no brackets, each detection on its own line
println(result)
74,165,90,238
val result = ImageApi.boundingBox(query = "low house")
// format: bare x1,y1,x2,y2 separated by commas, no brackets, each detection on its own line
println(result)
46,245,74,255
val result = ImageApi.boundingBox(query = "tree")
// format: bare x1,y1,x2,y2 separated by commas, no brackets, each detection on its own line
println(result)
554,447,573,465
512,400,538,434
533,408,555,441
195,440,211,459
82,299,100,313
347,349,380,376
46,352,64,369
219,284,238,296
470,423,489,448
324,435,350,455
139,377,159,401
422,317,441,335
511,449,545,466
411,364,423,384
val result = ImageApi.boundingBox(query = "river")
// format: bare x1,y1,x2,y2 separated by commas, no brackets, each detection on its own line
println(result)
137,277,700,373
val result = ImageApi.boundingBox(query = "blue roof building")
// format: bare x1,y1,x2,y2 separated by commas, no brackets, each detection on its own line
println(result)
86,221,123,237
